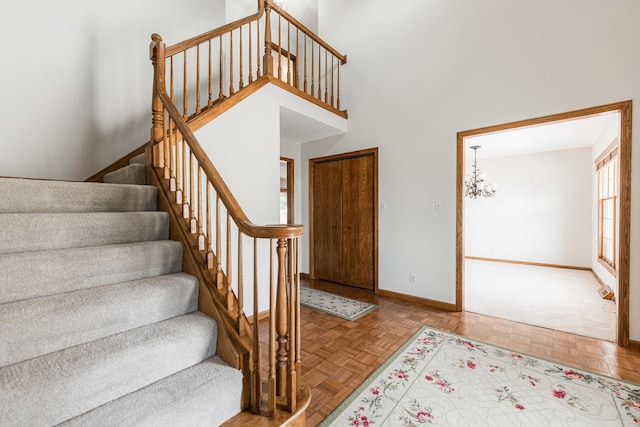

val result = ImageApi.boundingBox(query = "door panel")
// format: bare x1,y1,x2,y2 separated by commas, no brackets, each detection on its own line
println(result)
312,160,343,283
341,155,375,289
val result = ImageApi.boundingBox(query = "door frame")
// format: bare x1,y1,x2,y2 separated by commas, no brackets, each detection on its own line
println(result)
309,147,379,291
280,157,295,224
455,100,632,347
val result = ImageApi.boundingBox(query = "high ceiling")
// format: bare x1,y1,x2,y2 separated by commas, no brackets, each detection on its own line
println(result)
465,111,620,160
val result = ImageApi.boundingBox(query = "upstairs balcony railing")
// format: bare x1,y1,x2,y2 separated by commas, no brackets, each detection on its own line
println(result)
154,0,347,129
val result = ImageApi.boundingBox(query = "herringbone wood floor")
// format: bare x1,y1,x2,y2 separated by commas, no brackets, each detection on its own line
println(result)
283,278,640,426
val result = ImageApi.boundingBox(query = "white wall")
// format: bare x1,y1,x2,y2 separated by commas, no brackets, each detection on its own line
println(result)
465,148,593,267
0,0,225,181
313,0,640,341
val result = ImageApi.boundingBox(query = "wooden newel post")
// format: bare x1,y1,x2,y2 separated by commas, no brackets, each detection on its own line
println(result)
275,238,289,397
150,34,166,169
263,5,274,76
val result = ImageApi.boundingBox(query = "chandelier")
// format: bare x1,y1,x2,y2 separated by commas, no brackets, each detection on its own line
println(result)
465,145,497,199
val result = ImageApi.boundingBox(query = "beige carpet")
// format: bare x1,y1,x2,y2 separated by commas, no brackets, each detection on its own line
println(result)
464,260,616,341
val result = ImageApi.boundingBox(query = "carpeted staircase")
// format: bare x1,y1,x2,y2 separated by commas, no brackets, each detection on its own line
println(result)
0,154,243,426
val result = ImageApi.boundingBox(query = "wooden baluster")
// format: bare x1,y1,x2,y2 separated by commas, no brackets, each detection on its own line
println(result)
295,28,299,88
163,110,170,179
303,34,307,93
206,180,214,268
208,40,213,107
331,55,335,108
324,48,328,104
251,237,262,413
175,134,183,205
294,238,302,392
337,60,341,110
287,21,291,85
226,213,233,311
248,22,253,83
239,26,244,89
263,5,273,76
168,117,176,191
229,31,235,95
277,15,282,80
317,44,321,100
150,34,165,169
189,152,196,232
182,139,189,218
257,19,262,77
196,45,201,114
310,42,314,97
275,238,288,397
267,239,276,417
216,195,224,290
183,51,188,120
219,36,224,100
170,56,175,103
197,167,205,250
287,237,297,412
237,231,244,334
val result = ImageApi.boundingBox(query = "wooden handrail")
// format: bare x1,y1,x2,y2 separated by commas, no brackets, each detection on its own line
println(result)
264,0,347,64
165,2,266,56
156,80,302,239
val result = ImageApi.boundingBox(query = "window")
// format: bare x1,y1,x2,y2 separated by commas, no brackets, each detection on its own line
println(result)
597,149,618,272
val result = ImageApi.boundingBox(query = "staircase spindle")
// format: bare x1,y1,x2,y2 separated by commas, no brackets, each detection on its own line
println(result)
251,237,261,413
317,45,321,100
330,55,335,108
275,238,288,398
196,45,201,114
287,21,291,85
229,31,235,95
277,15,282,80
257,19,262,77
197,167,205,250
248,23,254,83
208,40,213,107
183,52,188,120
219,37,224,101
226,212,233,311
182,140,189,217
324,48,328,104
287,237,297,412
268,239,276,417
337,61,341,110
239,26,244,89
216,195,224,289
237,232,244,334
303,34,307,93
310,42,314,97
206,180,214,268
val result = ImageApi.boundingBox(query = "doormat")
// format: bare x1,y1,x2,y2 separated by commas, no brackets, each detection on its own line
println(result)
320,327,640,426
299,287,377,321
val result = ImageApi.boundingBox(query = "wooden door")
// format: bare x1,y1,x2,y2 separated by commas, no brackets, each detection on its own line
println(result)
311,149,377,291
341,154,375,288
312,160,343,283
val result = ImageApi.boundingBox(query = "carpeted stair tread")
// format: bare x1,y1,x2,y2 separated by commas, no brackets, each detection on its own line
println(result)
0,312,218,427
0,178,157,213
0,240,183,304
0,211,169,254
104,163,146,185
0,272,199,366
60,355,242,427
129,153,146,164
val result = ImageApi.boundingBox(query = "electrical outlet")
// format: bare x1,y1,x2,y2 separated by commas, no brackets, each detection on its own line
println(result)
409,274,417,284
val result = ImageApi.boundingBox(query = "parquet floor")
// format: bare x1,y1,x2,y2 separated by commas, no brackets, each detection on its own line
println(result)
278,278,640,426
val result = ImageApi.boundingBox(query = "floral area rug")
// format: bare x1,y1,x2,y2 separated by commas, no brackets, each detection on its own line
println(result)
320,327,640,426
299,287,377,321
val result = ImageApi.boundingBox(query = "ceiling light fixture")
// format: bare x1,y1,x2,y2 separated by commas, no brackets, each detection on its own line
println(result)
274,0,287,10
465,145,497,199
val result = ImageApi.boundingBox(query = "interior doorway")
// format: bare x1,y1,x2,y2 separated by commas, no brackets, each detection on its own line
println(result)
455,101,632,347
309,148,378,291
280,157,294,224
